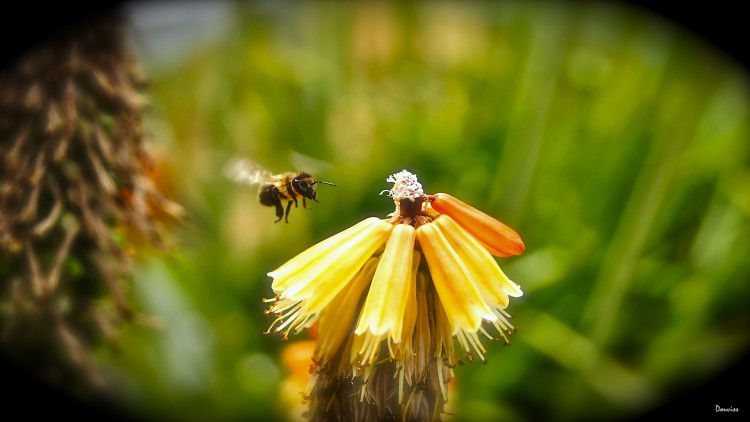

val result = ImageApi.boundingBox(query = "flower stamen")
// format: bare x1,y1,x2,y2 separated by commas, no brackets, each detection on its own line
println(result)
264,302,301,335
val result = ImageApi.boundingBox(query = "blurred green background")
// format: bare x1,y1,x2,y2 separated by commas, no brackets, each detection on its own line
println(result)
84,1,750,421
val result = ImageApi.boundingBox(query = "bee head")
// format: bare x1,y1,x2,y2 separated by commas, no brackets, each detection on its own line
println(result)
292,172,335,200
292,173,318,200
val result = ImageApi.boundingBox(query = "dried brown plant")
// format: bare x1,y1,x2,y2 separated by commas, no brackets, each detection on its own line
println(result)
0,11,182,399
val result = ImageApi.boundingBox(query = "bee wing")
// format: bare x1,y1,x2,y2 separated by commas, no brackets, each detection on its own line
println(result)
223,157,273,186
289,151,334,176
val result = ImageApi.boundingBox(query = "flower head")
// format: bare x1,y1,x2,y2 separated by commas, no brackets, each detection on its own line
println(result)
264,169,524,420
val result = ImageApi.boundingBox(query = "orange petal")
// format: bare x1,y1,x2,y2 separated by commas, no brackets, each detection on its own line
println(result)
281,339,317,380
430,193,524,257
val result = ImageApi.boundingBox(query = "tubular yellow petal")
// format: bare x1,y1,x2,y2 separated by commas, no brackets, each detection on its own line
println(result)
290,219,393,314
428,275,454,365
416,223,495,334
270,218,391,300
355,224,416,342
432,215,523,309
400,251,421,345
395,251,422,394
412,271,436,376
269,217,383,288
430,193,524,257
316,257,378,363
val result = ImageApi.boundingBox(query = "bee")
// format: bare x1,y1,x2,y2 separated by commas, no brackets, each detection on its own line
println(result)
223,157,336,223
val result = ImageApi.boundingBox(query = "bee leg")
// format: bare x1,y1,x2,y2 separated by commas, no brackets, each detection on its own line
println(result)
269,191,284,223
284,200,293,223
273,201,285,223
302,197,311,209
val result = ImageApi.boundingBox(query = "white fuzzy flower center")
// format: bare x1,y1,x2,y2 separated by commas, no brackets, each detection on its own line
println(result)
381,170,424,203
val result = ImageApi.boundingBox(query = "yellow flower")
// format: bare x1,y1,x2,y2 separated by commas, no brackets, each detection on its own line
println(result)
264,169,524,420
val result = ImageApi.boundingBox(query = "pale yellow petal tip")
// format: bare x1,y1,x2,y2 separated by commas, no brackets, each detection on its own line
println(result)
505,281,523,297
354,325,388,337
480,307,498,322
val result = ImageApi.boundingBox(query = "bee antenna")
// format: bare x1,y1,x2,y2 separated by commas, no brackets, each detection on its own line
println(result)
317,180,336,186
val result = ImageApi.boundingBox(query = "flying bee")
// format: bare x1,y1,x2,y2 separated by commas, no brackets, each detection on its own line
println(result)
223,157,336,223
